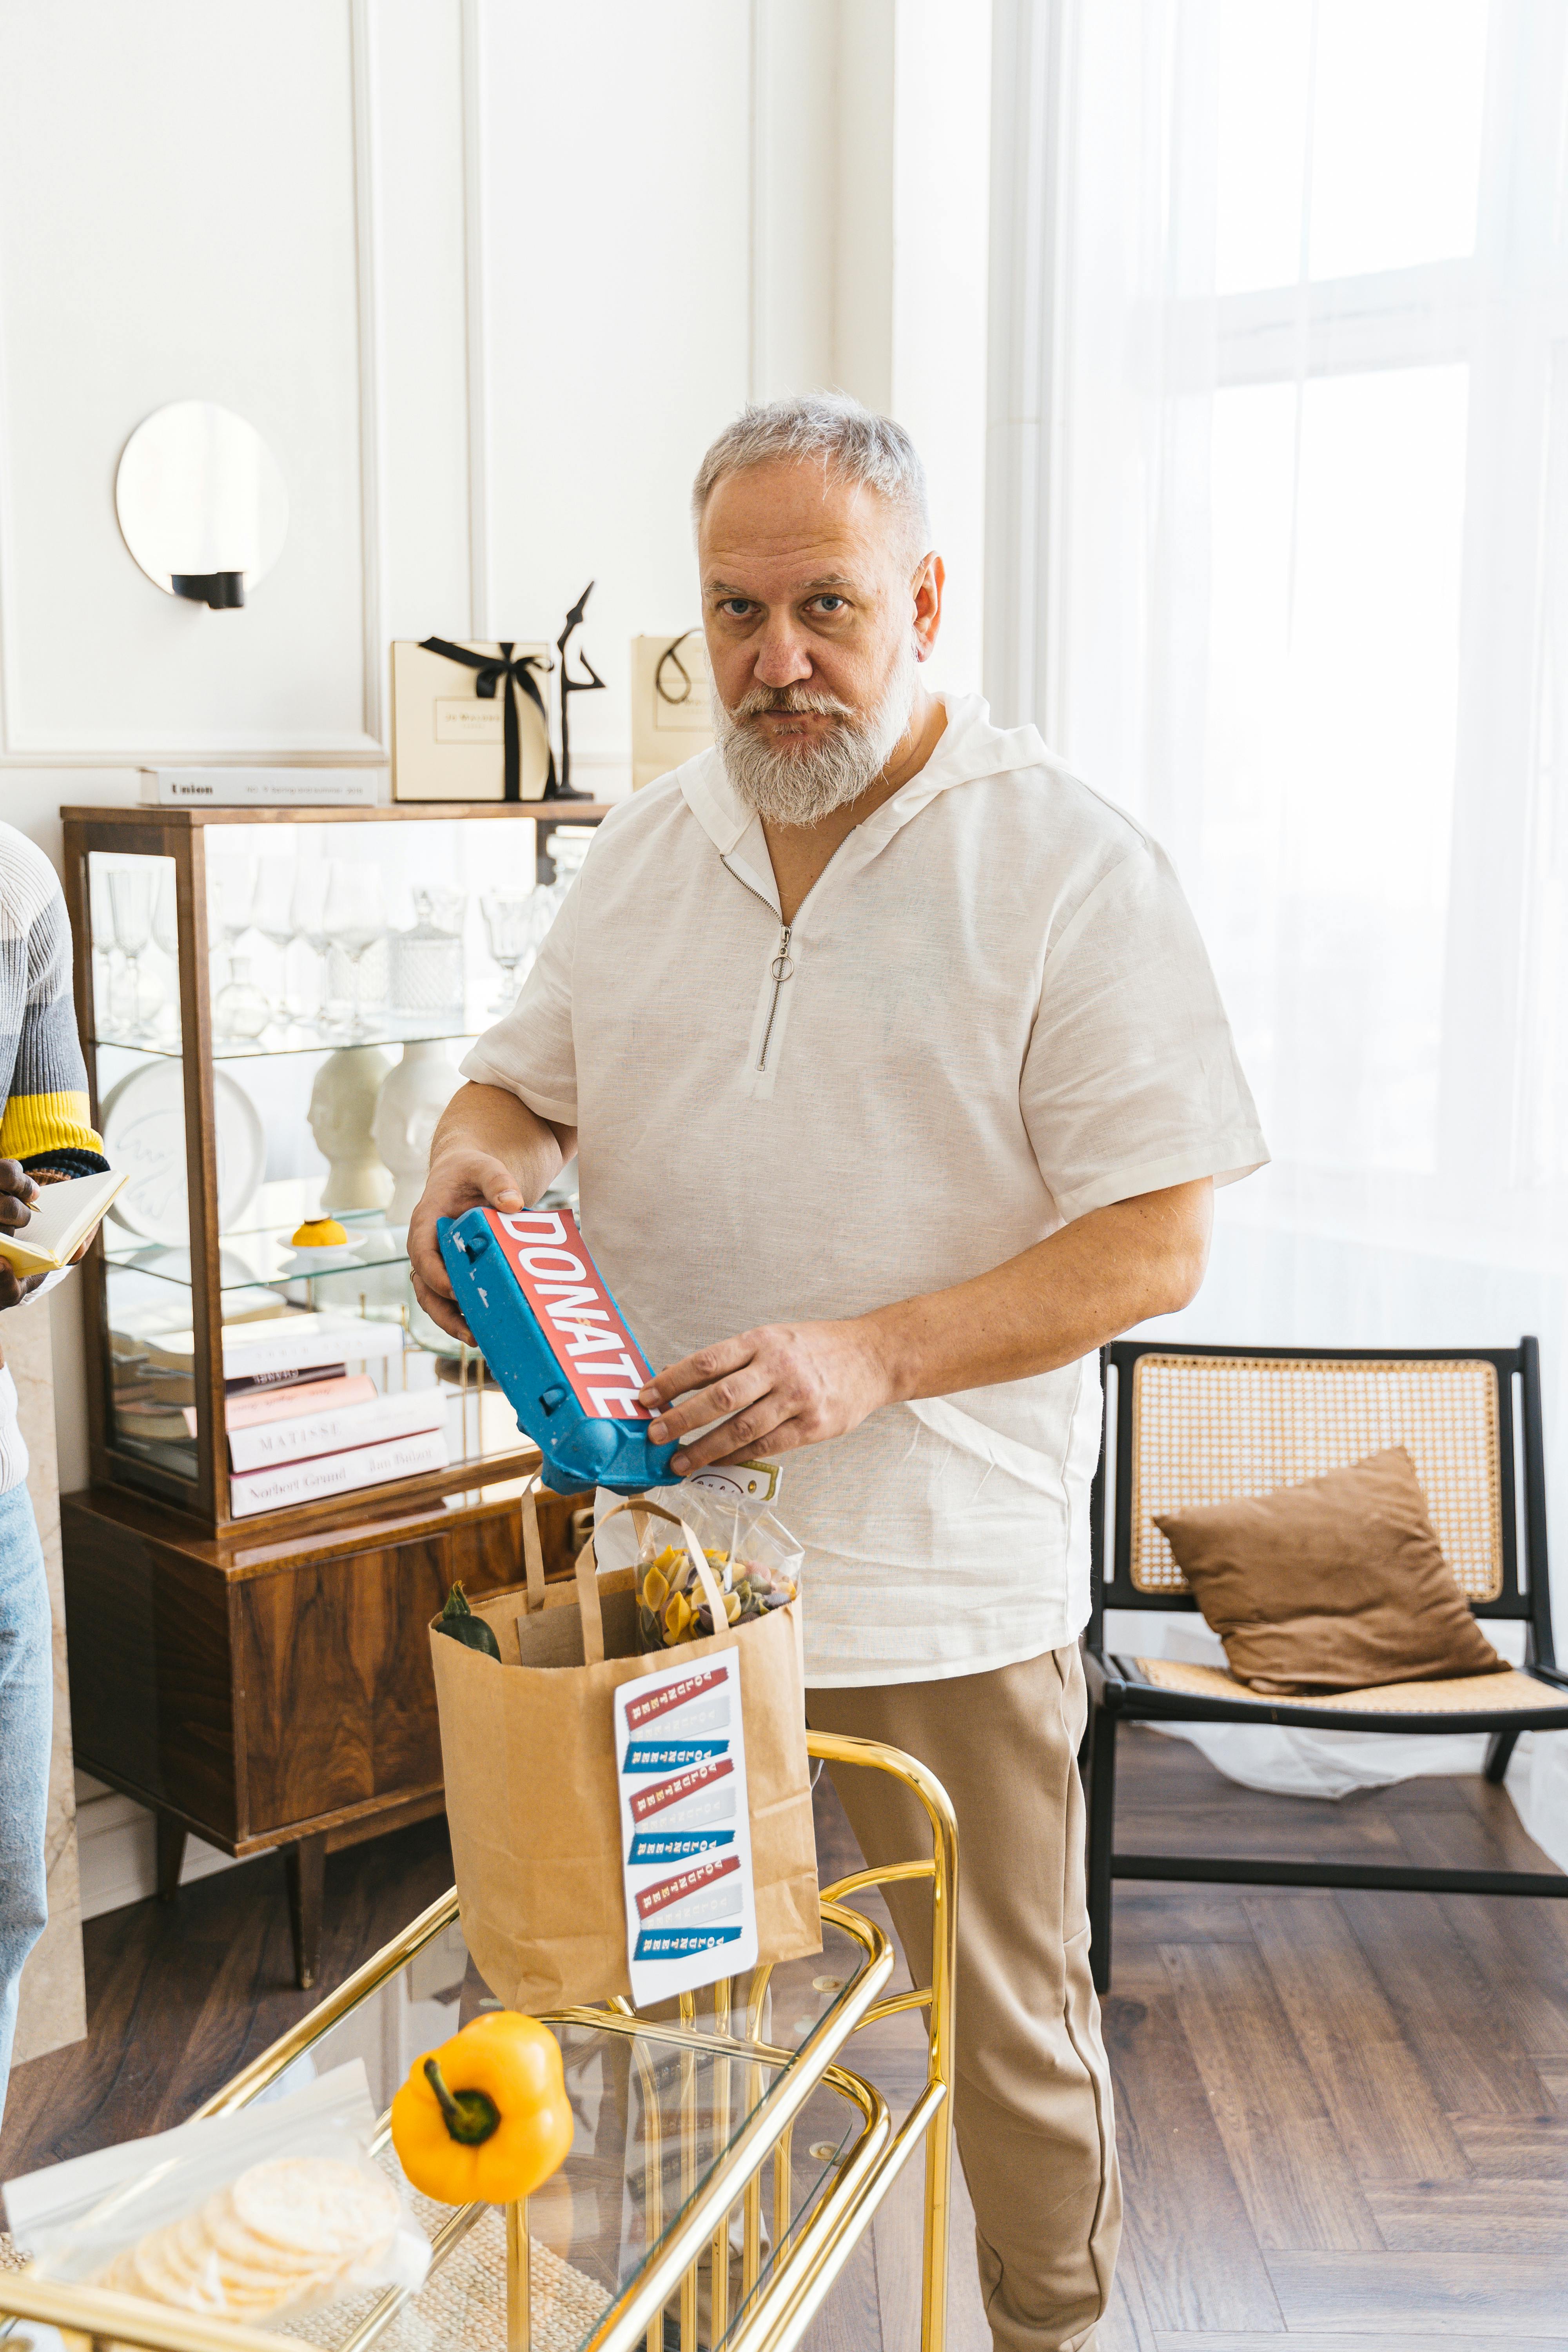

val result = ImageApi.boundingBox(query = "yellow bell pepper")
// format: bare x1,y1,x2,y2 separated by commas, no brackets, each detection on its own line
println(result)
389,2011,573,2205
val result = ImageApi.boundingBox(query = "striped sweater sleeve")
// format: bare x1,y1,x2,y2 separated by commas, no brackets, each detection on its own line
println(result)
0,833,106,1175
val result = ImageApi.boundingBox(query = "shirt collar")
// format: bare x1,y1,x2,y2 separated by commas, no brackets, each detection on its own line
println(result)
676,692,1047,856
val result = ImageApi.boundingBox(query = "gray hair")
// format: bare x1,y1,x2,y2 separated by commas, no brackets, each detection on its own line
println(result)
691,392,931,562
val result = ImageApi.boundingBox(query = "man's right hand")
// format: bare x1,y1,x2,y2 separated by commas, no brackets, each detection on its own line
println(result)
408,1149,528,1342
407,1081,574,1341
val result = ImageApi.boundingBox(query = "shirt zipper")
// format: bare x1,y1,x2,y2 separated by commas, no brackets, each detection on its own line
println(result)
757,924,794,1071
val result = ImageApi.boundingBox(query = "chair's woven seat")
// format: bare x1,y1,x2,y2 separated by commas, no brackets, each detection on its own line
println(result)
1129,1656,1568,1717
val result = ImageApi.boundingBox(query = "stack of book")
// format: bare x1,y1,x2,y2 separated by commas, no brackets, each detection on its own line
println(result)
113,1312,450,1516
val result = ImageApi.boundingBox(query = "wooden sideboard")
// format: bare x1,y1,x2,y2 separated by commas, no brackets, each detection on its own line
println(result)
62,1473,583,1986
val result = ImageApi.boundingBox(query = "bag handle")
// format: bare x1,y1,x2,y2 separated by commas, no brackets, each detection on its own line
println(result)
521,1483,548,1613
572,1496,727,1667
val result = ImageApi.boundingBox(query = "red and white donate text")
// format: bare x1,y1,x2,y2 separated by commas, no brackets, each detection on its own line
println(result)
486,1207,652,1421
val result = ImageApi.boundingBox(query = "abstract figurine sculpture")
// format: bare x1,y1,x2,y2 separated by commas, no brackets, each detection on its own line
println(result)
546,580,606,800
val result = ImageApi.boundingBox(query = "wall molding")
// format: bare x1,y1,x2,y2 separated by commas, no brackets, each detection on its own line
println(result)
460,0,491,639
0,739,391,769
0,0,390,768
350,0,388,753
747,0,769,403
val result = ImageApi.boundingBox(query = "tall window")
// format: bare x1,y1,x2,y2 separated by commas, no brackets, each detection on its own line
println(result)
1037,0,1568,1267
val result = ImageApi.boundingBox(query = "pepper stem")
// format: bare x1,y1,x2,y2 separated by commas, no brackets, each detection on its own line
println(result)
424,2056,501,2145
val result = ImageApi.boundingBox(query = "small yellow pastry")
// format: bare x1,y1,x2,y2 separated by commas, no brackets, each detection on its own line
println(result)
290,1216,349,1247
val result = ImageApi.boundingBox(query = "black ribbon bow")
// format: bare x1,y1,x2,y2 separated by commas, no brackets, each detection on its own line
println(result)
418,637,557,801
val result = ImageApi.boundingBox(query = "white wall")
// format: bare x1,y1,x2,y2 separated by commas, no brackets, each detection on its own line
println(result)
0,0,990,1920
0,0,992,1489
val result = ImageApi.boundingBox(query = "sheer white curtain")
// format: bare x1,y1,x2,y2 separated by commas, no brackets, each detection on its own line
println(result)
989,0,1568,1838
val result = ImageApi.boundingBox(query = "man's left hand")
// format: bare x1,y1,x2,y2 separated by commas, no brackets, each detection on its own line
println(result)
640,1320,890,1474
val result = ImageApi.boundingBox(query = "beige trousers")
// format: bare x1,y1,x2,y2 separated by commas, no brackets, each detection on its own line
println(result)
806,1645,1121,2352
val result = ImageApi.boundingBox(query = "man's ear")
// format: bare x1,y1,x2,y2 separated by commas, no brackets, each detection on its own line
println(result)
912,552,945,660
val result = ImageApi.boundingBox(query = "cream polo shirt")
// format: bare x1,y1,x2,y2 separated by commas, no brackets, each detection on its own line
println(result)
463,693,1268,1686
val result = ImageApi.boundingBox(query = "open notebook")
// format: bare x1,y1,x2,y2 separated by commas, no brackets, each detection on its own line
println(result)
0,1167,127,1276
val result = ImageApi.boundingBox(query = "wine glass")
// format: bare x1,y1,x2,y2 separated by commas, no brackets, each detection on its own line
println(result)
481,892,539,1011
251,862,300,1019
323,864,387,1038
207,857,254,956
151,861,181,1044
107,867,162,1040
289,863,334,1032
205,861,270,1042
89,858,121,1027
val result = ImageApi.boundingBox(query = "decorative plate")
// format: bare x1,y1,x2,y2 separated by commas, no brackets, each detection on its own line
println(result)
102,1062,266,1245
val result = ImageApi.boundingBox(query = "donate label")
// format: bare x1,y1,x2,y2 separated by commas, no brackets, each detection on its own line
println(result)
485,1205,652,1421
613,1646,757,2006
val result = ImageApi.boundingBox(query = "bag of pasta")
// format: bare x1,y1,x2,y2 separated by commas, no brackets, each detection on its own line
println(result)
632,1484,803,1653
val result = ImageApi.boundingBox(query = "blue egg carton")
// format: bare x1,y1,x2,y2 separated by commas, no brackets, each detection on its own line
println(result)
438,1205,683,1496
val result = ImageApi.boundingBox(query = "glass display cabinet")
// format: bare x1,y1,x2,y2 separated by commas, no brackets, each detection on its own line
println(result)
58,802,612,1986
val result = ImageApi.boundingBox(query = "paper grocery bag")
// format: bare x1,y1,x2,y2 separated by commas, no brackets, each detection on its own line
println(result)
430,1493,820,2012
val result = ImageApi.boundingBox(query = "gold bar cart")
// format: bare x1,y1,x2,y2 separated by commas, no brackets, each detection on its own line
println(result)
4,1735,957,2352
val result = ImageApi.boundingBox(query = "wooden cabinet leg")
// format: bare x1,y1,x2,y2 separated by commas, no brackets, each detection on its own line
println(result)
156,1813,188,1902
285,1834,327,1990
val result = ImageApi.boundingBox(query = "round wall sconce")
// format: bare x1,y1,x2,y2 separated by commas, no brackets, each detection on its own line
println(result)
115,401,288,610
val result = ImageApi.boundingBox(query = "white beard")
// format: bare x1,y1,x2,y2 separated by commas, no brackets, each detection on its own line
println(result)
713,636,919,826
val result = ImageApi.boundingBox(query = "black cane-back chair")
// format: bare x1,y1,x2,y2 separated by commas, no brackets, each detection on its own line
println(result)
1082,1337,1568,1990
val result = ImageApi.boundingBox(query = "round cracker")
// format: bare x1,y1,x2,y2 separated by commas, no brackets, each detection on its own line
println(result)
200,2186,336,2278
165,2212,312,2311
169,2214,226,2283
208,2218,353,2312
229,2158,398,2263
131,2225,227,2313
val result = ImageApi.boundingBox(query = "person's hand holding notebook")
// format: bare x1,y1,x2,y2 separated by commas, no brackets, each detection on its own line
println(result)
0,1162,127,1304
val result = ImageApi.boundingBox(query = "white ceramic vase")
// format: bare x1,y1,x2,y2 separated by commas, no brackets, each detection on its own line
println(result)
373,1040,463,1225
308,1045,394,1212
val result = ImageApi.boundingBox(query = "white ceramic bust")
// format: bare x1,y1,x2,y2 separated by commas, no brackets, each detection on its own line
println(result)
308,1045,394,1212
373,1040,462,1225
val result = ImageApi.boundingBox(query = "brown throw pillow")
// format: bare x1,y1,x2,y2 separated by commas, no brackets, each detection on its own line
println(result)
1153,1446,1506,1696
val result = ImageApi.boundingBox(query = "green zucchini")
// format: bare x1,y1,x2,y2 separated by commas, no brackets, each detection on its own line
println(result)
437,1581,502,1661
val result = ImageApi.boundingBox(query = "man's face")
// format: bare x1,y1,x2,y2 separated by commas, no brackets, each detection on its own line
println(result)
698,458,940,823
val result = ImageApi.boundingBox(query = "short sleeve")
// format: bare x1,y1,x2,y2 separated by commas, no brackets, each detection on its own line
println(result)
1022,840,1268,1220
459,877,581,1126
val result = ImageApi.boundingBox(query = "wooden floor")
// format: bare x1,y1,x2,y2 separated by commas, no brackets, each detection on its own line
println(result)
0,1818,461,2175
5,1726,1568,2347
1093,1726,1568,2352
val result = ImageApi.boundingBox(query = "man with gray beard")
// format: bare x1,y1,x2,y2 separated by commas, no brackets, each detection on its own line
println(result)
410,394,1267,2350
